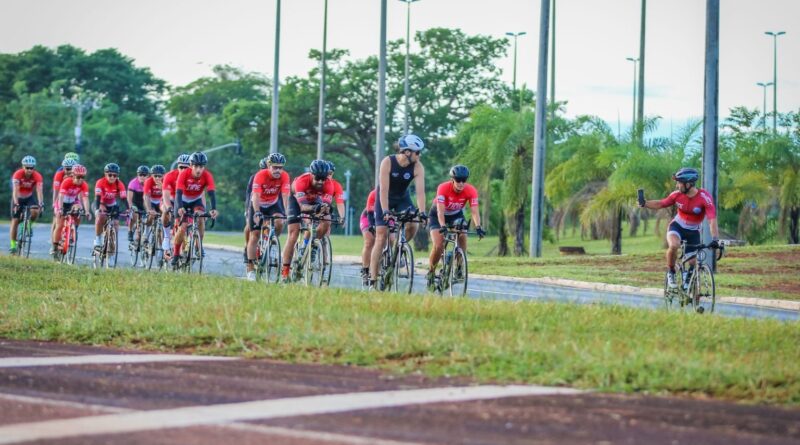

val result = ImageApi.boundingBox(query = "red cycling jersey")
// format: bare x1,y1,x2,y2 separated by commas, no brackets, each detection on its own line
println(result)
365,189,376,212
434,181,479,215
176,168,215,202
162,169,182,198
59,177,89,204
330,179,345,204
292,172,334,205
252,169,290,206
12,169,43,199
52,169,68,191
659,189,717,230
143,177,163,203
95,177,126,206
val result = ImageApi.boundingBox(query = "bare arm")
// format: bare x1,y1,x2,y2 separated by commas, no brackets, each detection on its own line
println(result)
708,218,719,239
127,190,135,209
437,201,446,227
414,161,426,211
378,157,391,212
36,183,44,207
471,205,481,228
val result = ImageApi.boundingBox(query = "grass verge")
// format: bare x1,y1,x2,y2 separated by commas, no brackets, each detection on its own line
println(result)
1,256,799,405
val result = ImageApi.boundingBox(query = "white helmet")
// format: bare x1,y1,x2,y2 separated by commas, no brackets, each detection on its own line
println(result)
398,134,424,152
21,155,36,167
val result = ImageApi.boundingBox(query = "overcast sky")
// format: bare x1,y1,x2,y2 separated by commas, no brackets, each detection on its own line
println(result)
2,0,798,133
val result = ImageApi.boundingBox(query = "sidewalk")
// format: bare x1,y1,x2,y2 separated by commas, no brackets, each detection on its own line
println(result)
205,243,800,312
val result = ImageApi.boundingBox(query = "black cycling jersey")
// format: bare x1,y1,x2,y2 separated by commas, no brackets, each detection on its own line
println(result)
387,155,415,200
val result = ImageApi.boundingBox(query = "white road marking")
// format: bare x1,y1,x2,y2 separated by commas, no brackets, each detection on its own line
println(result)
0,354,237,368
0,385,582,444
0,393,132,414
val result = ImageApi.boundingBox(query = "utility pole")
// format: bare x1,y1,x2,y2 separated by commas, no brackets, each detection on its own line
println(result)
626,57,639,131
400,0,419,135
506,32,526,109
529,0,550,257
344,169,352,235
765,31,785,134
702,0,720,271
549,0,556,121
317,0,329,159
375,0,388,186
270,0,281,154
757,81,773,130
637,0,646,139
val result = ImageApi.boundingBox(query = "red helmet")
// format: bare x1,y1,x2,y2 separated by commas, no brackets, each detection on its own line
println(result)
72,164,87,176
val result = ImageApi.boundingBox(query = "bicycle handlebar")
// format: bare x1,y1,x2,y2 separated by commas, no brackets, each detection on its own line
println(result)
683,241,725,261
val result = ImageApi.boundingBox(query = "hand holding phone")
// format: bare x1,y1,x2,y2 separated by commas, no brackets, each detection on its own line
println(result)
637,189,646,207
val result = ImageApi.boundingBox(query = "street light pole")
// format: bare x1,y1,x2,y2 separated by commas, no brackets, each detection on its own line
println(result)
549,0,556,121
344,169,352,235
765,31,785,134
270,0,281,154
400,0,419,135
626,57,639,132
505,31,526,109
702,0,720,272
637,0,646,134
757,81,773,130
529,0,550,257
317,0,329,160
375,0,388,186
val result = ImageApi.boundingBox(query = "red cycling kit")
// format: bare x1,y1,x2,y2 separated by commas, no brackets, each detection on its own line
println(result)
360,189,377,233
330,179,345,205
12,169,43,201
288,172,334,224
429,181,479,230
94,177,126,209
143,177,163,206
659,189,716,231
176,168,215,211
252,170,290,207
58,177,89,212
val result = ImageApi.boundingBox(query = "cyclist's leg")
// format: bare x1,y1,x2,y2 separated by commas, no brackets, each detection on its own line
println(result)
369,197,391,281
281,196,302,278
195,204,206,240
94,205,107,248
427,206,445,270
246,206,266,272
272,200,286,235
360,211,375,273
9,203,21,248
665,221,683,272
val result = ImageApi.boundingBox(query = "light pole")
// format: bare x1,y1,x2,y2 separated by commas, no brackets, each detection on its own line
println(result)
505,31,526,109
757,81,773,130
765,31,785,134
549,0,555,120
270,0,282,154
375,0,388,186
317,0,329,160
626,57,639,132
400,0,419,135
637,0,647,133
529,0,550,257
702,0,720,271
344,169,352,235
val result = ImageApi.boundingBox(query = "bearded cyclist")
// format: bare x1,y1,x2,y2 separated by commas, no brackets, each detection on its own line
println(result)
171,151,218,267
160,154,190,257
368,134,428,289
246,153,290,281
9,156,44,254
639,167,720,289
243,157,269,264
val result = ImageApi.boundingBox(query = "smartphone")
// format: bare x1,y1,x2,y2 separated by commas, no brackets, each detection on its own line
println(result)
637,189,645,207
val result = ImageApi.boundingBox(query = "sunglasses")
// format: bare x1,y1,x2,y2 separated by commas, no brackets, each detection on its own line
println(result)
178,165,188,170
106,174,118,178
138,173,148,177
271,165,284,170
153,175,163,179
24,167,34,170
453,178,467,183
313,175,327,182
75,176,85,180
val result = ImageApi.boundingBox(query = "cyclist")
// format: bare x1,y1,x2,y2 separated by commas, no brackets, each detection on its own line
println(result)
51,153,79,241
160,154,190,257
281,160,335,281
425,165,486,289
359,189,377,281
639,167,720,289
246,153,290,281
126,165,150,243
326,161,346,226
52,164,93,254
243,157,269,264
143,164,166,225
9,156,44,254
368,134,428,288
171,151,218,267
93,163,127,251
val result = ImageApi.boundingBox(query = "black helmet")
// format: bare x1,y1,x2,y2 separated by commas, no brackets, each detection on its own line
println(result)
309,159,331,178
672,167,699,184
104,163,120,174
327,160,336,172
136,165,150,176
259,157,268,169
189,151,208,166
449,164,470,181
151,164,166,175
268,152,286,165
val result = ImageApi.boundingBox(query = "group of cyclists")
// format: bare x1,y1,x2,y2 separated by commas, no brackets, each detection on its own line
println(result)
8,133,720,296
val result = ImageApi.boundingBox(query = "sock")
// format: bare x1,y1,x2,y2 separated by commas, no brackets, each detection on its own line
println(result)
95,235,102,245
10,240,17,249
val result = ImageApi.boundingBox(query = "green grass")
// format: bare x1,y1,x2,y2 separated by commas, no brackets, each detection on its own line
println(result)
1,256,799,405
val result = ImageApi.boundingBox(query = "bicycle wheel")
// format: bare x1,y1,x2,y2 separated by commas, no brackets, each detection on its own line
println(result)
128,222,142,267
265,235,281,284
140,224,152,268
106,228,119,269
66,224,78,265
189,230,204,274
449,247,468,297
289,240,305,283
305,239,324,287
394,242,414,294
690,265,715,314
378,246,393,291
255,235,269,282
320,236,333,286
20,213,33,258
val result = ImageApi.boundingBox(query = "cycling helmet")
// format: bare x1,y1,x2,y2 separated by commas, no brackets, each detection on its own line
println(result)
398,134,425,152
62,158,77,169
177,153,191,165
189,151,208,166
72,164,87,176
672,167,699,184
64,152,80,162
449,164,470,181
21,155,36,167
259,157,268,170
150,164,166,175
309,159,331,178
104,163,120,174
327,160,336,172
267,152,286,165
136,165,150,176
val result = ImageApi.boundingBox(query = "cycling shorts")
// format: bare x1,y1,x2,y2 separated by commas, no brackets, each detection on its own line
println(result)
374,193,415,227
11,196,39,219
667,220,701,254
249,201,285,230
427,206,466,231
360,209,375,234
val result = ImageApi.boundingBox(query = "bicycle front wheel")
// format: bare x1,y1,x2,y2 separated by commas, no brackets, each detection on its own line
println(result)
449,248,468,297
189,230,204,274
265,236,281,284
66,225,78,265
320,236,333,286
128,223,141,267
20,216,33,258
690,265,716,314
394,243,414,294
106,228,119,269
305,239,324,287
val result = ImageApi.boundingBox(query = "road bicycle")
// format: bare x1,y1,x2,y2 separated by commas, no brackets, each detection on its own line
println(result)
93,209,127,269
377,208,426,293
664,241,725,314
253,214,285,283
288,213,336,287
430,219,475,297
12,204,38,258
141,211,165,271
173,211,214,274
54,207,85,265
127,209,148,267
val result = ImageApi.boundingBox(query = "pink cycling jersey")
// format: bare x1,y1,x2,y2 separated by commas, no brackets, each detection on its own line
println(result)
659,189,716,230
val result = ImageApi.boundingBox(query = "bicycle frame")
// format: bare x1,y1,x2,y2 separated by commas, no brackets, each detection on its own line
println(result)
664,241,724,313
290,213,333,286
175,211,213,273
254,214,285,283
94,209,124,269
434,222,471,295
379,209,425,293
58,208,85,265
14,205,38,258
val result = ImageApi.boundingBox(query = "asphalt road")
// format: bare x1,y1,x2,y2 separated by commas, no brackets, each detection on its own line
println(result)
1,223,796,321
